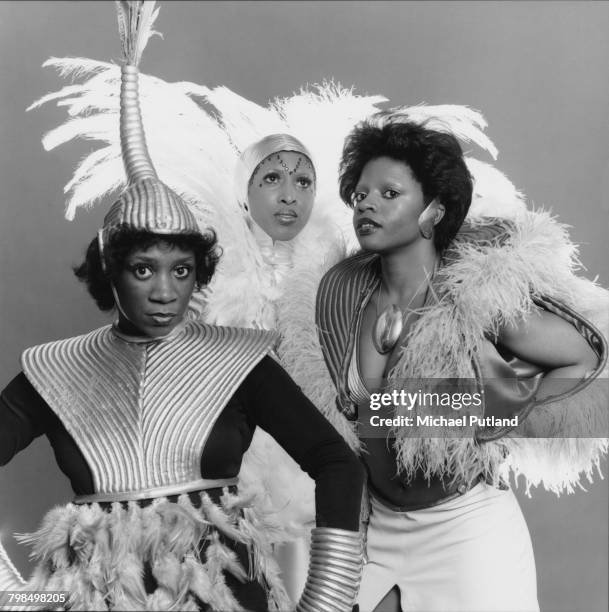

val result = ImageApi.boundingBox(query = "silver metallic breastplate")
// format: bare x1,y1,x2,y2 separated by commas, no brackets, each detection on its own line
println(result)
22,322,277,496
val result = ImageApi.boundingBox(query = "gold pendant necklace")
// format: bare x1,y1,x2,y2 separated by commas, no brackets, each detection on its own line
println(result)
372,303,404,354
371,287,414,355
371,264,437,355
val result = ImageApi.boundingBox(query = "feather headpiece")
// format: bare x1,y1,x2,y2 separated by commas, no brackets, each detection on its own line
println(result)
100,0,199,258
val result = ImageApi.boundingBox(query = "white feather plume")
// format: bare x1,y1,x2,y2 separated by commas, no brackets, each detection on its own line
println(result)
466,157,527,219
29,58,237,227
390,103,499,159
115,0,162,67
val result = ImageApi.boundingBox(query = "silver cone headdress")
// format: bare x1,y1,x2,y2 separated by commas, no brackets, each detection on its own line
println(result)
99,1,198,257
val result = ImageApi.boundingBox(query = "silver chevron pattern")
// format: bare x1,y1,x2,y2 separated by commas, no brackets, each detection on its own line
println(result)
21,322,278,495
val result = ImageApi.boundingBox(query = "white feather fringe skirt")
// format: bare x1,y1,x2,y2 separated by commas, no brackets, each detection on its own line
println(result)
358,483,539,612
14,487,291,611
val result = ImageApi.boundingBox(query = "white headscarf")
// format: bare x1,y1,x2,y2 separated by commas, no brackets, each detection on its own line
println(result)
234,133,315,208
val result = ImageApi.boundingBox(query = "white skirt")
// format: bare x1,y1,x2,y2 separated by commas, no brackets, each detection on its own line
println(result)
358,483,539,612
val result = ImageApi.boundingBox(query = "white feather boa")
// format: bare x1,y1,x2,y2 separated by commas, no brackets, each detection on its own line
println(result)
386,210,608,495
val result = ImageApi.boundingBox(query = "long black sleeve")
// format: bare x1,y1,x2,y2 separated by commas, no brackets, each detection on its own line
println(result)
0,372,51,465
0,372,93,493
239,356,364,531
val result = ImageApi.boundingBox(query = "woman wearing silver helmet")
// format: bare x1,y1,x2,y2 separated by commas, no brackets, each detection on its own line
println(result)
0,4,365,611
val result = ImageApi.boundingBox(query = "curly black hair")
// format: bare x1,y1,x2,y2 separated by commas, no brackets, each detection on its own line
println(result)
74,227,221,311
339,113,473,252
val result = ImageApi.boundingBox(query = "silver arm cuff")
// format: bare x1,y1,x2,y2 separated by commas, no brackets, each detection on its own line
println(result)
296,527,364,612
0,538,25,591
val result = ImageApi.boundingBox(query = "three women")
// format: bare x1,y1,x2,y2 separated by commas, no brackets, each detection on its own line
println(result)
5,3,606,610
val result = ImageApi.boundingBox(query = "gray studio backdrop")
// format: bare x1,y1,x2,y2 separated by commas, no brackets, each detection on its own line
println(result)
1,2,608,611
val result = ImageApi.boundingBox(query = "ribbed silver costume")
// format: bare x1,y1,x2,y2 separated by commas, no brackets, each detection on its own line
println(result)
21,321,277,498
7,321,300,611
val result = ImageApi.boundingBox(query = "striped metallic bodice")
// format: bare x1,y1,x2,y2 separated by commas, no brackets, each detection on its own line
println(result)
347,322,373,407
316,251,379,416
21,322,278,496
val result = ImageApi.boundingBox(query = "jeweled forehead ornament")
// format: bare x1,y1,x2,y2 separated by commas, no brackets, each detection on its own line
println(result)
98,1,199,271
275,153,306,178
234,133,316,208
